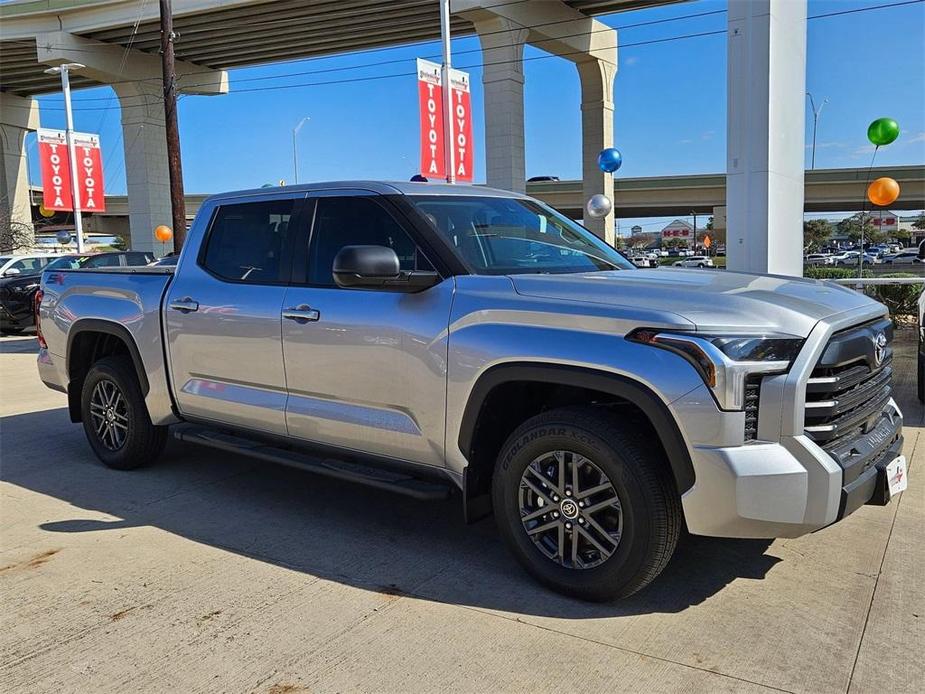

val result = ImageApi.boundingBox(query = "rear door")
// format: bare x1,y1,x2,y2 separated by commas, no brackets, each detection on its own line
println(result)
165,193,307,436
279,192,454,466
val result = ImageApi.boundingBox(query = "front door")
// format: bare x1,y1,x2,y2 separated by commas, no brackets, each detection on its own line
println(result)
166,194,305,436
281,193,453,467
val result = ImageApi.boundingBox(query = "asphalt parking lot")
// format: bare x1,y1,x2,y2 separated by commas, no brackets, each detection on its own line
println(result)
1,331,922,693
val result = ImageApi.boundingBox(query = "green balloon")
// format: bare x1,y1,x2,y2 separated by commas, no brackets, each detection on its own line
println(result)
867,118,900,146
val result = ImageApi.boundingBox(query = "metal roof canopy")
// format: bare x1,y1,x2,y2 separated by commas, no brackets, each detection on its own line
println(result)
1,0,681,95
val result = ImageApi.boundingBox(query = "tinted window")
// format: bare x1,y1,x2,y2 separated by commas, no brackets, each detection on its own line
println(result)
83,254,122,268
45,256,85,270
203,199,296,283
124,252,153,266
307,196,430,286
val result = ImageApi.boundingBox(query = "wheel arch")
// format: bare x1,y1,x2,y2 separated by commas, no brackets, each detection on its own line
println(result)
66,319,150,422
458,363,695,521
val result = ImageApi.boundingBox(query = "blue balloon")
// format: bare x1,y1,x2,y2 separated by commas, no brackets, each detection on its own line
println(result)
597,148,623,173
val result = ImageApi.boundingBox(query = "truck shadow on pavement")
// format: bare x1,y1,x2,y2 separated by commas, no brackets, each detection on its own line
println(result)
2,407,779,618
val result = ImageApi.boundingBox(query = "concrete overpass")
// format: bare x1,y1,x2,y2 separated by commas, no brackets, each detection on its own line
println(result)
529,165,925,219
2,0,828,275
29,165,923,238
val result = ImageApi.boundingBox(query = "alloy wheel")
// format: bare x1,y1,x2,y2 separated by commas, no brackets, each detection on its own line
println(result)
518,450,623,569
89,379,129,451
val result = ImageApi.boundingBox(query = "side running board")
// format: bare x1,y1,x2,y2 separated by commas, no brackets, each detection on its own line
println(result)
174,426,452,501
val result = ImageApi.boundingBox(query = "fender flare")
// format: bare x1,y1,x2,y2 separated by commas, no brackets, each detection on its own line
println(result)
67,318,150,395
457,362,695,494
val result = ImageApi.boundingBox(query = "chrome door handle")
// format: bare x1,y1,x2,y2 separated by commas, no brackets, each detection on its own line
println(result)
282,305,320,323
169,297,199,313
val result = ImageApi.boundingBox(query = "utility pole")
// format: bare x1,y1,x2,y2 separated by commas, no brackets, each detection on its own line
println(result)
691,210,697,250
439,0,455,183
806,92,827,171
160,0,186,251
44,63,86,253
292,116,310,184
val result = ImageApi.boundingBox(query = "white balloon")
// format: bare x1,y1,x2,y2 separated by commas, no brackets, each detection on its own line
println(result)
586,194,613,218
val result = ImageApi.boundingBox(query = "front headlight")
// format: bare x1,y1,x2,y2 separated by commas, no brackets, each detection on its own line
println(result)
627,330,803,411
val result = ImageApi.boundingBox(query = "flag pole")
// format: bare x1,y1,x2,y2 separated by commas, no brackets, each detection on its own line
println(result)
439,0,455,183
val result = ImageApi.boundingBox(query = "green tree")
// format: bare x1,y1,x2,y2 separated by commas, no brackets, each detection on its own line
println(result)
803,218,833,251
911,212,925,231
837,214,885,245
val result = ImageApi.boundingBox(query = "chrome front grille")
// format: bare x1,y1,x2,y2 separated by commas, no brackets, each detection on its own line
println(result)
804,318,896,452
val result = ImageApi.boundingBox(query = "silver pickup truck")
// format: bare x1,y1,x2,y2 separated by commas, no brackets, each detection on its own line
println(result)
36,181,907,601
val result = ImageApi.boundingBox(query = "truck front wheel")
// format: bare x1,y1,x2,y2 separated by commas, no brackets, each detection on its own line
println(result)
492,407,681,601
80,356,168,470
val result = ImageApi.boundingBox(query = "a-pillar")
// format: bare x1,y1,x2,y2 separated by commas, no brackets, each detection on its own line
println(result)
0,93,39,246
115,82,171,254
473,16,528,193
577,58,616,245
726,0,806,276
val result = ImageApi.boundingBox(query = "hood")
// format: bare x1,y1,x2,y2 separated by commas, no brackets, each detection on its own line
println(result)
509,268,880,337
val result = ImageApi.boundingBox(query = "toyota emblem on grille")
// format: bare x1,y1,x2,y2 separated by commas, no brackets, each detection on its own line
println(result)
873,332,887,366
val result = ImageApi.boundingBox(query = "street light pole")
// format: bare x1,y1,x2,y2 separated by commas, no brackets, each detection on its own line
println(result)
806,92,828,170
439,0,455,183
292,116,310,184
44,63,86,253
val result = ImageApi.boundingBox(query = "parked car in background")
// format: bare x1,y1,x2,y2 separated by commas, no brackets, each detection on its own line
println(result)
0,251,153,334
883,249,922,265
673,255,714,268
834,251,878,266
0,253,54,278
804,253,833,266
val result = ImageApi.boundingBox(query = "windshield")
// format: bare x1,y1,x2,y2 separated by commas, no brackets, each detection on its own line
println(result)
408,196,634,275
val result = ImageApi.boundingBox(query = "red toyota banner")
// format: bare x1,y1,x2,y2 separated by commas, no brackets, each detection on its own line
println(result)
416,59,474,181
37,128,105,212
37,129,72,211
417,59,445,179
448,68,473,182
73,132,105,212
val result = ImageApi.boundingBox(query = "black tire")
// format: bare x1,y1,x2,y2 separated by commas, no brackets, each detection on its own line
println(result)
492,406,681,602
697,263,705,268
80,356,168,470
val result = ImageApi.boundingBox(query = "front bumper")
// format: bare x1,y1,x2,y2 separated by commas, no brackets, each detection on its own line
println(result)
681,398,904,539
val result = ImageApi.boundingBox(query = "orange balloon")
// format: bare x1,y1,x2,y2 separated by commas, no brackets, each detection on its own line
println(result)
154,225,173,242
867,177,900,207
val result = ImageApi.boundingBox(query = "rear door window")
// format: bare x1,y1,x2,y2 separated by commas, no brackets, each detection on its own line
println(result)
202,199,298,283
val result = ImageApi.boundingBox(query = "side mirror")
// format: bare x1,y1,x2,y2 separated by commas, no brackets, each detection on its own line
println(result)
332,245,439,292
3,268,21,277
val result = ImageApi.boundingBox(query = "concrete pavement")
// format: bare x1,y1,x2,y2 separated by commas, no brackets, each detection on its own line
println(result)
1,332,922,693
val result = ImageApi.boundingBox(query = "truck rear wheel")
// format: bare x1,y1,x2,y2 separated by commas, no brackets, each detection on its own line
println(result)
492,406,681,601
80,356,168,470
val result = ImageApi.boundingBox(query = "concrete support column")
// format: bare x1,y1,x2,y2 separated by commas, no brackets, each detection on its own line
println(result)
115,82,171,254
473,17,528,193
726,0,807,276
0,94,39,247
578,59,616,245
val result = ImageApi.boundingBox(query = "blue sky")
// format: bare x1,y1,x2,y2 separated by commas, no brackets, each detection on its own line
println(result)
27,0,925,233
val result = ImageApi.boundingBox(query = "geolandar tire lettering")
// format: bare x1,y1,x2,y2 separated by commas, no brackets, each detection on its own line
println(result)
492,406,682,602
80,355,168,470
